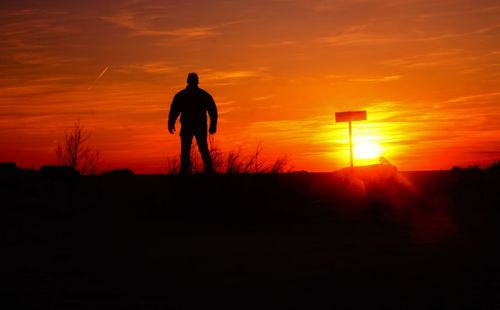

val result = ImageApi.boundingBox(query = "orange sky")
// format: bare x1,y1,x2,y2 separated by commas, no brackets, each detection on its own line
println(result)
1,0,500,173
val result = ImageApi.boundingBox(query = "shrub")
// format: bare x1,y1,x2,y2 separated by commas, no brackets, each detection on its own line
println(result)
55,120,99,175
163,142,290,175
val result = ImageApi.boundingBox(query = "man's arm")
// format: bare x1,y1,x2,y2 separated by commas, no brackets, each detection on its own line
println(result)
168,95,181,134
207,95,218,134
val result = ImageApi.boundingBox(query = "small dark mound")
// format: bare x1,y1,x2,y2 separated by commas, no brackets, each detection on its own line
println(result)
39,165,80,181
0,162,21,174
103,168,135,178
337,163,398,179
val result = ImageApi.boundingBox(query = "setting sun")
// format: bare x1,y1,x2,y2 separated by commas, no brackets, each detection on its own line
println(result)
354,141,383,160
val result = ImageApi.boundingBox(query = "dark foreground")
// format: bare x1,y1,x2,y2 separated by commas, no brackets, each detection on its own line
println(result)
2,166,500,308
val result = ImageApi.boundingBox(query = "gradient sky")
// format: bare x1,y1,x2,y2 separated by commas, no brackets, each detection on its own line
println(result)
1,0,499,173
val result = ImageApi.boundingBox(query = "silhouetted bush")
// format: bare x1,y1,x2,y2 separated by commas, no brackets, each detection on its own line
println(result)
162,157,180,174
209,135,225,174
451,161,500,172
270,155,290,174
486,160,500,171
451,164,482,172
225,150,245,174
55,120,99,175
162,143,290,175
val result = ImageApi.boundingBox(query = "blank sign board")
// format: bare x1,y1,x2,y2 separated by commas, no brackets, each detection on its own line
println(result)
335,110,367,123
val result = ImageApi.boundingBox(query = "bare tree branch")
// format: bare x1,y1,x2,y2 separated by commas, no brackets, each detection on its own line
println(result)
55,120,99,175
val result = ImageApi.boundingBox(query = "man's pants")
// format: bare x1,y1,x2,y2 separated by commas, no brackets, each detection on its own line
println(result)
180,131,213,174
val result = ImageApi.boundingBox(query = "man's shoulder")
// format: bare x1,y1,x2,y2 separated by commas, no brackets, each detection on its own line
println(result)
173,89,191,102
174,87,213,100
197,88,213,98
175,88,188,96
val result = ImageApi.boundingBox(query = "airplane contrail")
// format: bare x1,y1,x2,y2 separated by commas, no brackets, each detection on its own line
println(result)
88,66,109,90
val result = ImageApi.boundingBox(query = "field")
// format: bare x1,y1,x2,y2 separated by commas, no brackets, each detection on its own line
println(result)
2,165,500,308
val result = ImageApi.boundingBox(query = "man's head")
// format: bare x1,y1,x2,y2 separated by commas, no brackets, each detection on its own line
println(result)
187,72,199,86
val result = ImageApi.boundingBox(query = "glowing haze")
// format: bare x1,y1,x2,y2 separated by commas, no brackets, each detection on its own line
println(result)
1,0,499,173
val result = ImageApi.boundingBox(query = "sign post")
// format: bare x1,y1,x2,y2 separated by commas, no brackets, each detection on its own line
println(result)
335,110,367,168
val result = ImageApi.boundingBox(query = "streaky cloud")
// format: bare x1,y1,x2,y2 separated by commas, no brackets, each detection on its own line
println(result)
448,92,500,103
101,9,229,39
349,75,401,83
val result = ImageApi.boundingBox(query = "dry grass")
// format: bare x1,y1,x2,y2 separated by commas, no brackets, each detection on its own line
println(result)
162,141,290,175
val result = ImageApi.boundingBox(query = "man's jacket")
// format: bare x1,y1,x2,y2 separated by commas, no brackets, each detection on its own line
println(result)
168,85,218,135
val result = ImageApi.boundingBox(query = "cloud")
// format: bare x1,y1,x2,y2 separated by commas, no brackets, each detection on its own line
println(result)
0,10,75,48
0,8,83,70
201,69,267,82
319,23,500,49
325,74,345,79
118,62,178,74
413,23,500,42
136,26,218,38
251,41,297,48
380,49,473,69
5,52,85,66
247,116,332,144
317,23,400,46
251,95,273,101
317,12,500,48
349,75,401,83
319,31,394,46
216,101,235,106
447,92,500,103
101,9,223,39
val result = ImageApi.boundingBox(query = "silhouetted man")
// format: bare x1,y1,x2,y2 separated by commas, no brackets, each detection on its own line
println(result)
168,73,218,174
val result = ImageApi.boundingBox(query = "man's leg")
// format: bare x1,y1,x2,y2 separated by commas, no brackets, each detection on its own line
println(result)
195,132,214,174
180,133,193,175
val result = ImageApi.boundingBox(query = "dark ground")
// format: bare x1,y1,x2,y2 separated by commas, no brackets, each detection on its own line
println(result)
1,166,500,308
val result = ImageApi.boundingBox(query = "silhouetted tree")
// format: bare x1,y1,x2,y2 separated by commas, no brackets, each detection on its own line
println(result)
55,120,99,175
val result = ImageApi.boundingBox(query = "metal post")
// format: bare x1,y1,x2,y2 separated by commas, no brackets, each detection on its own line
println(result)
335,110,366,169
349,121,353,168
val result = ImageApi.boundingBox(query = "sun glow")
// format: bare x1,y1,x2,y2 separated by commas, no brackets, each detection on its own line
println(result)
331,121,390,168
354,141,383,160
